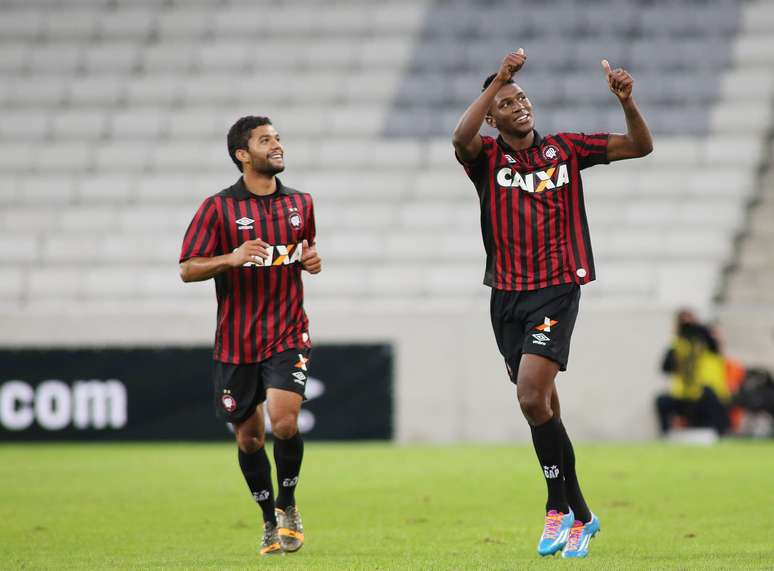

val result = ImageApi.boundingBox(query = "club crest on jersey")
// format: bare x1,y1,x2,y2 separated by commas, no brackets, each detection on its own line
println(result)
496,163,569,193
289,211,303,230
542,145,560,161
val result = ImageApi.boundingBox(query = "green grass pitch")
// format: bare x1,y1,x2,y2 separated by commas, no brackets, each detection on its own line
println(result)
1,441,772,570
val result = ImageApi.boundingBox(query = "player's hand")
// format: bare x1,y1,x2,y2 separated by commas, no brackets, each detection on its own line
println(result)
300,239,322,274
231,238,270,267
602,59,633,102
495,48,527,83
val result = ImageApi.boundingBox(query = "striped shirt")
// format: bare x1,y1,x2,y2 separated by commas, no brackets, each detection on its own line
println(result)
457,130,608,290
180,177,315,364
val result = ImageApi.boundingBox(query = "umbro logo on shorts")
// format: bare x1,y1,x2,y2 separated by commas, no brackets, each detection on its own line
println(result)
292,371,307,385
532,333,551,346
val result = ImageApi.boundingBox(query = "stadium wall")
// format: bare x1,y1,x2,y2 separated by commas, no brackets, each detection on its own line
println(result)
0,305,672,442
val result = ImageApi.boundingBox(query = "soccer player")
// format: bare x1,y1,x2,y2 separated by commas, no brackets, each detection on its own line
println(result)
452,49,653,558
179,116,322,556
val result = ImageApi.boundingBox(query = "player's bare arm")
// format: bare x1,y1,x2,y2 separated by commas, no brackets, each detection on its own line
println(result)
452,49,527,161
179,238,270,282
602,59,654,161
300,239,322,274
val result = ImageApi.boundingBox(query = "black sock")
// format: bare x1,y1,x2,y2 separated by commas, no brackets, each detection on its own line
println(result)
530,415,569,514
273,432,304,511
558,420,591,522
238,447,276,525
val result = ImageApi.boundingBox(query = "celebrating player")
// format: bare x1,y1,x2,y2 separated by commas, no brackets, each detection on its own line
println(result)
452,49,652,558
179,116,322,556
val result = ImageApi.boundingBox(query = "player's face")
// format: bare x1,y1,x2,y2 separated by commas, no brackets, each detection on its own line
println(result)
488,83,534,137
243,125,285,175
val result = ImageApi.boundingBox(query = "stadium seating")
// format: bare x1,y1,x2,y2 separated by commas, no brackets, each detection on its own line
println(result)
0,0,769,326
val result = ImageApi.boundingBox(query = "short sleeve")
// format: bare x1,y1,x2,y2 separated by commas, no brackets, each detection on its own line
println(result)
179,197,220,263
563,132,610,170
455,135,496,182
305,197,316,245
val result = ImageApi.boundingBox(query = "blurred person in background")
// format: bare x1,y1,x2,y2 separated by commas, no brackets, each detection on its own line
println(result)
656,309,730,437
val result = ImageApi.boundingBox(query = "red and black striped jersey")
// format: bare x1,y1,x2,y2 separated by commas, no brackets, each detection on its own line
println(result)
180,177,315,364
457,131,609,291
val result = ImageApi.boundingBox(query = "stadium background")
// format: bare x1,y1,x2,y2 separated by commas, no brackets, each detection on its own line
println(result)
1,0,772,443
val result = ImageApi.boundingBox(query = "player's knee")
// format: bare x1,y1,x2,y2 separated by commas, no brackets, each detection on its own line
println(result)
236,430,264,453
518,389,551,424
271,415,298,440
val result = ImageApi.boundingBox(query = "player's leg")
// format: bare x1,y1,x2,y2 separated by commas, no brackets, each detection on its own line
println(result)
549,385,601,558
516,284,585,555
267,388,304,510
517,354,570,512
551,386,591,523
264,349,309,553
517,354,575,556
214,361,280,556
234,406,276,523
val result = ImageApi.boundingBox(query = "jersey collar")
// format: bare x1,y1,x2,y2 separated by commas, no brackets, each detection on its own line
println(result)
230,176,288,200
496,129,543,153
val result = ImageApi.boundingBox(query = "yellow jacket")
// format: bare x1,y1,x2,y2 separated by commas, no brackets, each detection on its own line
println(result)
669,337,730,403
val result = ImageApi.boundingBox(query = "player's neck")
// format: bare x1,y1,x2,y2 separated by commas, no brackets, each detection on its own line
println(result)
243,171,277,196
500,129,535,151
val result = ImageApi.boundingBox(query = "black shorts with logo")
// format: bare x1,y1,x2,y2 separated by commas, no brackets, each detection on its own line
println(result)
490,283,581,384
212,348,310,423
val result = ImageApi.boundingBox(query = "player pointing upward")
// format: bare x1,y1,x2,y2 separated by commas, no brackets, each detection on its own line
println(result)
452,49,652,558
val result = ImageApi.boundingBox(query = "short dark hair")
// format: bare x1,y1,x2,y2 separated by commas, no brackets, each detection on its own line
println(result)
482,73,515,92
227,115,272,172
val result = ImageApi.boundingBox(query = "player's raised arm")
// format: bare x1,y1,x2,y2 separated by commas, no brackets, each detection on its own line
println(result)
452,49,527,162
602,59,654,161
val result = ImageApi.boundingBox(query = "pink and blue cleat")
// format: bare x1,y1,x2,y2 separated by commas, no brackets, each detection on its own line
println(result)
537,509,575,556
562,513,601,558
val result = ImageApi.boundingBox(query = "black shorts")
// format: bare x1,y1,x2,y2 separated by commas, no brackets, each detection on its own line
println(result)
212,348,310,423
490,283,581,384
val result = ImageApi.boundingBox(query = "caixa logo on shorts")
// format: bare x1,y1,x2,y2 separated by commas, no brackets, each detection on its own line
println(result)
239,243,303,268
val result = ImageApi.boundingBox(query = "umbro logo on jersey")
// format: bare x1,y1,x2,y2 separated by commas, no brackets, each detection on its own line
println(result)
496,163,569,193
535,318,558,333
235,217,254,230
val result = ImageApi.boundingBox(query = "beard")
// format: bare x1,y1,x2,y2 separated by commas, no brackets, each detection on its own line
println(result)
250,157,285,176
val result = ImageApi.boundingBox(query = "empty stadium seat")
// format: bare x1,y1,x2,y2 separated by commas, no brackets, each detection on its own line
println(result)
0,0,761,316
